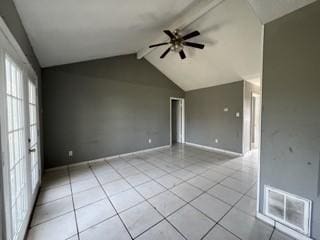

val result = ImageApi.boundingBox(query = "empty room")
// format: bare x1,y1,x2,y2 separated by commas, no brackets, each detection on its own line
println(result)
0,0,319,240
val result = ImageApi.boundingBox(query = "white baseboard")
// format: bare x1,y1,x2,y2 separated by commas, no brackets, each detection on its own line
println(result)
45,145,170,172
256,213,313,240
185,142,243,157
119,145,170,157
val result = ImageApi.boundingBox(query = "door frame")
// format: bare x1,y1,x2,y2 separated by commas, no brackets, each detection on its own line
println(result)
250,92,261,150
0,16,41,240
169,97,185,146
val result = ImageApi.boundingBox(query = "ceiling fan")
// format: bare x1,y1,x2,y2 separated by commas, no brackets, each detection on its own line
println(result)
149,29,205,60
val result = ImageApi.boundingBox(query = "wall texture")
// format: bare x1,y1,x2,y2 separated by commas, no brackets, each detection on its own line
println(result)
0,1,41,239
259,2,320,239
42,54,184,168
185,81,244,153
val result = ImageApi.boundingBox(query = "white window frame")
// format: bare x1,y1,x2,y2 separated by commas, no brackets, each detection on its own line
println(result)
264,185,312,236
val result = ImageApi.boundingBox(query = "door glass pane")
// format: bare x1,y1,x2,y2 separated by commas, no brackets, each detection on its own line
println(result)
28,80,39,192
5,55,28,240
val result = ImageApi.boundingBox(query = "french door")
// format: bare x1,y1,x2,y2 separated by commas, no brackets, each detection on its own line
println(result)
0,53,41,240
28,80,40,193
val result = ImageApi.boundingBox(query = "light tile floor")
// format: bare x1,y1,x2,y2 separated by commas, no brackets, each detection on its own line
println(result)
27,144,296,240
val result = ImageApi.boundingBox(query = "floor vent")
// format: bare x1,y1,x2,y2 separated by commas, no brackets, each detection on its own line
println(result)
264,186,312,235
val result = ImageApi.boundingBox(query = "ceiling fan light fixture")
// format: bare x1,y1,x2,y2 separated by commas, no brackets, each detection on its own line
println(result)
171,43,183,52
149,29,204,59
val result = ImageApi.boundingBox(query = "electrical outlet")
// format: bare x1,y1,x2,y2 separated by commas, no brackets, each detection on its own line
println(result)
236,112,240,118
224,107,229,112
215,139,219,143
148,139,152,144
68,151,73,157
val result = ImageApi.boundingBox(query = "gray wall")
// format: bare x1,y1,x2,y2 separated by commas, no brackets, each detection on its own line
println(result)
42,54,184,168
185,81,244,153
259,2,320,239
0,1,41,239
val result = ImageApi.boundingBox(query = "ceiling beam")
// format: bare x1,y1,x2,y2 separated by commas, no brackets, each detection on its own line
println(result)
136,0,225,59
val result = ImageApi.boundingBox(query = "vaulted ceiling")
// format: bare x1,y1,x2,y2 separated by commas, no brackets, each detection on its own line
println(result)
13,0,316,90
13,0,196,67
145,0,262,91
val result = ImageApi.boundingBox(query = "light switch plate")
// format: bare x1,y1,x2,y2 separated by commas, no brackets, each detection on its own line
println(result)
236,112,240,117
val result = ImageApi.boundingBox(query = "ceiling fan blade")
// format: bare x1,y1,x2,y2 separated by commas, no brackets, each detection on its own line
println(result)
160,47,171,58
163,30,175,40
183,42,205,49
149,42,169,48
182,30,200,40
179,50,186,60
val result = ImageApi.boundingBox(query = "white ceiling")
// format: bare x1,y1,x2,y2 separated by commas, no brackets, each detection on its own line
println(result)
246,0,316,24
13,0,195,67
13,0,316,90
145,0,263,91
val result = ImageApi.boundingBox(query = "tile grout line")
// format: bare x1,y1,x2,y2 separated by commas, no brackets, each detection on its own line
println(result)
142,149,256,191
115,148,258,239
67,166,81,240
115,155,242,239
156,146,259,240
88,164,135,240
200,178,262,240
35,145,259,240
124,150,253,208
105,158,188,240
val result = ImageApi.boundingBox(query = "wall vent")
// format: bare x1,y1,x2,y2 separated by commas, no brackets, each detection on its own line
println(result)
264,186,312,236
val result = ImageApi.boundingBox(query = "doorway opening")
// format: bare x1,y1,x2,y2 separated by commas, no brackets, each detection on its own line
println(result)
250,92,261,150
170,97,185,146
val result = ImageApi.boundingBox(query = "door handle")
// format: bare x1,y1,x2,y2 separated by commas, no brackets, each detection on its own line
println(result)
29,148,36,153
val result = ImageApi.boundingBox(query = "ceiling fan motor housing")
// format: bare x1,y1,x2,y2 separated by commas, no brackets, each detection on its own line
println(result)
170,29,184,52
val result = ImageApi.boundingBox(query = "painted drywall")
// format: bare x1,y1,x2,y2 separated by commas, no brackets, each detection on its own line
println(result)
185,81,244,153
243,81,261,154
42,54,184,168
259,2,320,239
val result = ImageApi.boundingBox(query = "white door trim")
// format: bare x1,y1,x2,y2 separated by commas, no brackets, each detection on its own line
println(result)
250,92,261,150
169,97,185,145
